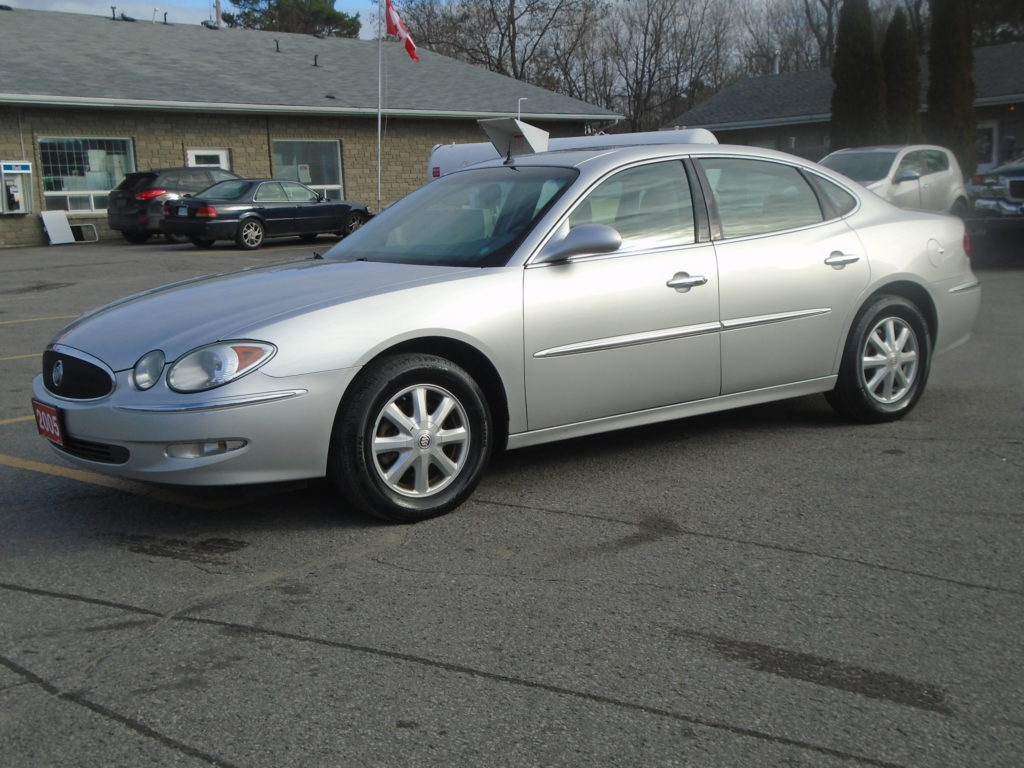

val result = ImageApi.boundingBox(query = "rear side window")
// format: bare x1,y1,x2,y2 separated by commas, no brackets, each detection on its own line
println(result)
282,182,319,202
255,182,287,202
698,157,824,239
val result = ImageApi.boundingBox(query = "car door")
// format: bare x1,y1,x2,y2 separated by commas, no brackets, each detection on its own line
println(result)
523,160,721,430
890,150,924,209
252,181,292,235
919,149,953,212
696,156,870,395
281,181,329,234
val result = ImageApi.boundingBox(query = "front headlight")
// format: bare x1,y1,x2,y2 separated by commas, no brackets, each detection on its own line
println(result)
167,341,276,393
132,349,166,391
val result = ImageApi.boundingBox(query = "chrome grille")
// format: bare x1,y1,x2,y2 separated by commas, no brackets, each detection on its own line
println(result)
42,348,115,400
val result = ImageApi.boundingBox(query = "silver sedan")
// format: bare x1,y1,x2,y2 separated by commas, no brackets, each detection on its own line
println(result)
32,142,981,522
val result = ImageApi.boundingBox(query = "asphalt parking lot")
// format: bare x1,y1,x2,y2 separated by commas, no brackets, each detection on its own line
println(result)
0,233,1021,767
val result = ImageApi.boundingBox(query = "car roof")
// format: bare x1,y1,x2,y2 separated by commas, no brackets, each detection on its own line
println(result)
826,145,947,155
461,141,826,175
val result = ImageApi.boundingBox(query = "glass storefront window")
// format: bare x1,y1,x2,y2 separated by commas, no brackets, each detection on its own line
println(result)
272,140,343,199
39,137,134,211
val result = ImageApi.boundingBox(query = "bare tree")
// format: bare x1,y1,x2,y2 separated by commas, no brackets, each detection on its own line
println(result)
738,0,821,74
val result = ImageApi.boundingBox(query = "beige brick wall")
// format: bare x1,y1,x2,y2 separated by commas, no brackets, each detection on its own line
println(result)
0,106,588,248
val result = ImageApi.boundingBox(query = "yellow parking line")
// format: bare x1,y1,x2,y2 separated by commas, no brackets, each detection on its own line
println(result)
0,416,35,426
0,453,234,511
0,353,39,361
0,315,77,326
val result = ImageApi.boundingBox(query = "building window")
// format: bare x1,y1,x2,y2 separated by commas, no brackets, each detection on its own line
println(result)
39,137,135,212
187,148,231,169
272,140,343,199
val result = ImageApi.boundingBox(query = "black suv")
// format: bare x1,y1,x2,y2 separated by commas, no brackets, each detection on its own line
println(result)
107,167,240,243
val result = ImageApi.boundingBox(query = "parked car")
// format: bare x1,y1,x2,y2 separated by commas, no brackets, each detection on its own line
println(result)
968,154,1024,224
160,178,369,249
32,140,980,523
819,145,969,217
107,167,241,244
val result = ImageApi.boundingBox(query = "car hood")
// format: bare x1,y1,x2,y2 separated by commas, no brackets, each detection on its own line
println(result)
50,259,479,370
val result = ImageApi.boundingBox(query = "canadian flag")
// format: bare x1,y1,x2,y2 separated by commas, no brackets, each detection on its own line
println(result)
386,0,419,62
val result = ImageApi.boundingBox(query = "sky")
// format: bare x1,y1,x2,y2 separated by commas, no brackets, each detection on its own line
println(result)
12,0,383,40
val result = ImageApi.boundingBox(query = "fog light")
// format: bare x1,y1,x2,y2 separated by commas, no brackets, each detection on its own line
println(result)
166,439,246,459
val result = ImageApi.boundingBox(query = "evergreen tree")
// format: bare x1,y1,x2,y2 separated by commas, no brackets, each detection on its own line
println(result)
882,8,922,144
830,0,886,150
926,0,974,175
223,0,360,38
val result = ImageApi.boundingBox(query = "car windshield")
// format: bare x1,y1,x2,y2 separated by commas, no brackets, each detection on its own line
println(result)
195,180,252,200
820,152,897,182
323,166,578,267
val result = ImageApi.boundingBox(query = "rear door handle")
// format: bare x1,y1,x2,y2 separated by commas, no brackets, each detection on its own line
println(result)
824,251,859,269
667,272,709,292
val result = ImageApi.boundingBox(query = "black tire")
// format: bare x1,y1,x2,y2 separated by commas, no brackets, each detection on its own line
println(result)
189,236,216,248
950,198,969,219
122,231,151,244
341,210,365,236
236,218,265,250
826,295,931,423
329,354,493,523
164,232,190,244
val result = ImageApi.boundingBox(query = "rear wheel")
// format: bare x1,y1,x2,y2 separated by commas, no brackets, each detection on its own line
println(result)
122,231,151,244
329,354,492,523
826,295,931,422
950,198,969,219
236,218,265,250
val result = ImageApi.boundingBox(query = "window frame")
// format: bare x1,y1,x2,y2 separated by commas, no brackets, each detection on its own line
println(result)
38,136,136,213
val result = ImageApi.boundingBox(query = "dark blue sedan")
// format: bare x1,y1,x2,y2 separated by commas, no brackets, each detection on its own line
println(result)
162,178,370,249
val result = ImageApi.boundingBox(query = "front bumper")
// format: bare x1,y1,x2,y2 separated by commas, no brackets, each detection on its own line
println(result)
31,367,359,485
973,198,1024,218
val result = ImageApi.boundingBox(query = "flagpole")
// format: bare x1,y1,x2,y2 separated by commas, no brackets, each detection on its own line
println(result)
376,0,383,212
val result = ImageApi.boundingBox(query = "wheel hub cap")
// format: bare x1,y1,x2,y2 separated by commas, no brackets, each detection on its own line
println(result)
371,383,470,498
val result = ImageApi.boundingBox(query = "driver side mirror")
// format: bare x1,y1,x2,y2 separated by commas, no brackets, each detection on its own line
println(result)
534,223,622,264
894,169,921,184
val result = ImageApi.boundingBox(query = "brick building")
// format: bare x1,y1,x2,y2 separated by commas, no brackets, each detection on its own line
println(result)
0,7,618,247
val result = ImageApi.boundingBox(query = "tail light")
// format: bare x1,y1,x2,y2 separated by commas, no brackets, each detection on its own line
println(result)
197,205,219,218
136,188,167,201
963,231,972,259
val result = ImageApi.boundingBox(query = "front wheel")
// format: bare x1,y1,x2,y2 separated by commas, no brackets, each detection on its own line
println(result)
236,218,265,250
329,354,493,523
826,295,931,422
341,210,365,236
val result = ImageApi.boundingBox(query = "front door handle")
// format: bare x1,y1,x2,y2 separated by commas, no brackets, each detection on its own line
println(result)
667,272,709,293
824,251,859,269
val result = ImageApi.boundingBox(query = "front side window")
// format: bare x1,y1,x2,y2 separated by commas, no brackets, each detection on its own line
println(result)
897,151,926,177
272,140,343,200
569,160,695,250
282,182,319,202
325,166,577,267
39,137,135,212
699,157,824,239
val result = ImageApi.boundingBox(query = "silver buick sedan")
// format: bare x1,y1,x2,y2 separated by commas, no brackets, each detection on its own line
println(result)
32,142,981,522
